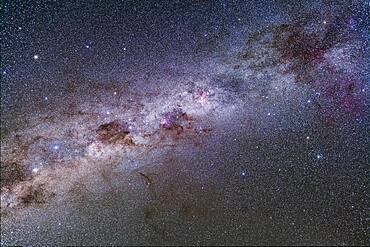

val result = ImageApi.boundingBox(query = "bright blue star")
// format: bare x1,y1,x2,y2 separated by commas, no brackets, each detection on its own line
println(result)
240,169,249,178
316,153,323,160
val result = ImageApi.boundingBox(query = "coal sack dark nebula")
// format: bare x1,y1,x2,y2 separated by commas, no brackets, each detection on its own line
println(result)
1,0,369,246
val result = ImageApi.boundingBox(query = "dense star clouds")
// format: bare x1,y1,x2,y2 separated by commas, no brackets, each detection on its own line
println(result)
1,0,369,246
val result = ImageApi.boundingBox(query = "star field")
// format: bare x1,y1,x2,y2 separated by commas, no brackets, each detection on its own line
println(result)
1,0,369,246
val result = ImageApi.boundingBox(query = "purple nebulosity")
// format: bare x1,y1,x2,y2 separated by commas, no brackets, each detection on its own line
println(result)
197,90,209,105
194,89,215,105
160,107,185,129
322,74,365,116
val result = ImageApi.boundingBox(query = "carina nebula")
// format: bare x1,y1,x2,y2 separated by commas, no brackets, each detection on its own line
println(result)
1,0,369,246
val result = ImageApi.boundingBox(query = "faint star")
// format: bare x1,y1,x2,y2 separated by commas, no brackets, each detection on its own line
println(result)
33,55,39,59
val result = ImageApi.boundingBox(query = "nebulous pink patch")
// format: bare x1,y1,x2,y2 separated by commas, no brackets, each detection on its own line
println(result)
320,75,365,117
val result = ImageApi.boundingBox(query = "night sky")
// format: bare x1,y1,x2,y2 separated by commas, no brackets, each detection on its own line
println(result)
1,0,369,245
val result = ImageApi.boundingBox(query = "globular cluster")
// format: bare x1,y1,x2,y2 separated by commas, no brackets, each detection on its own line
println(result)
1,0,369,246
